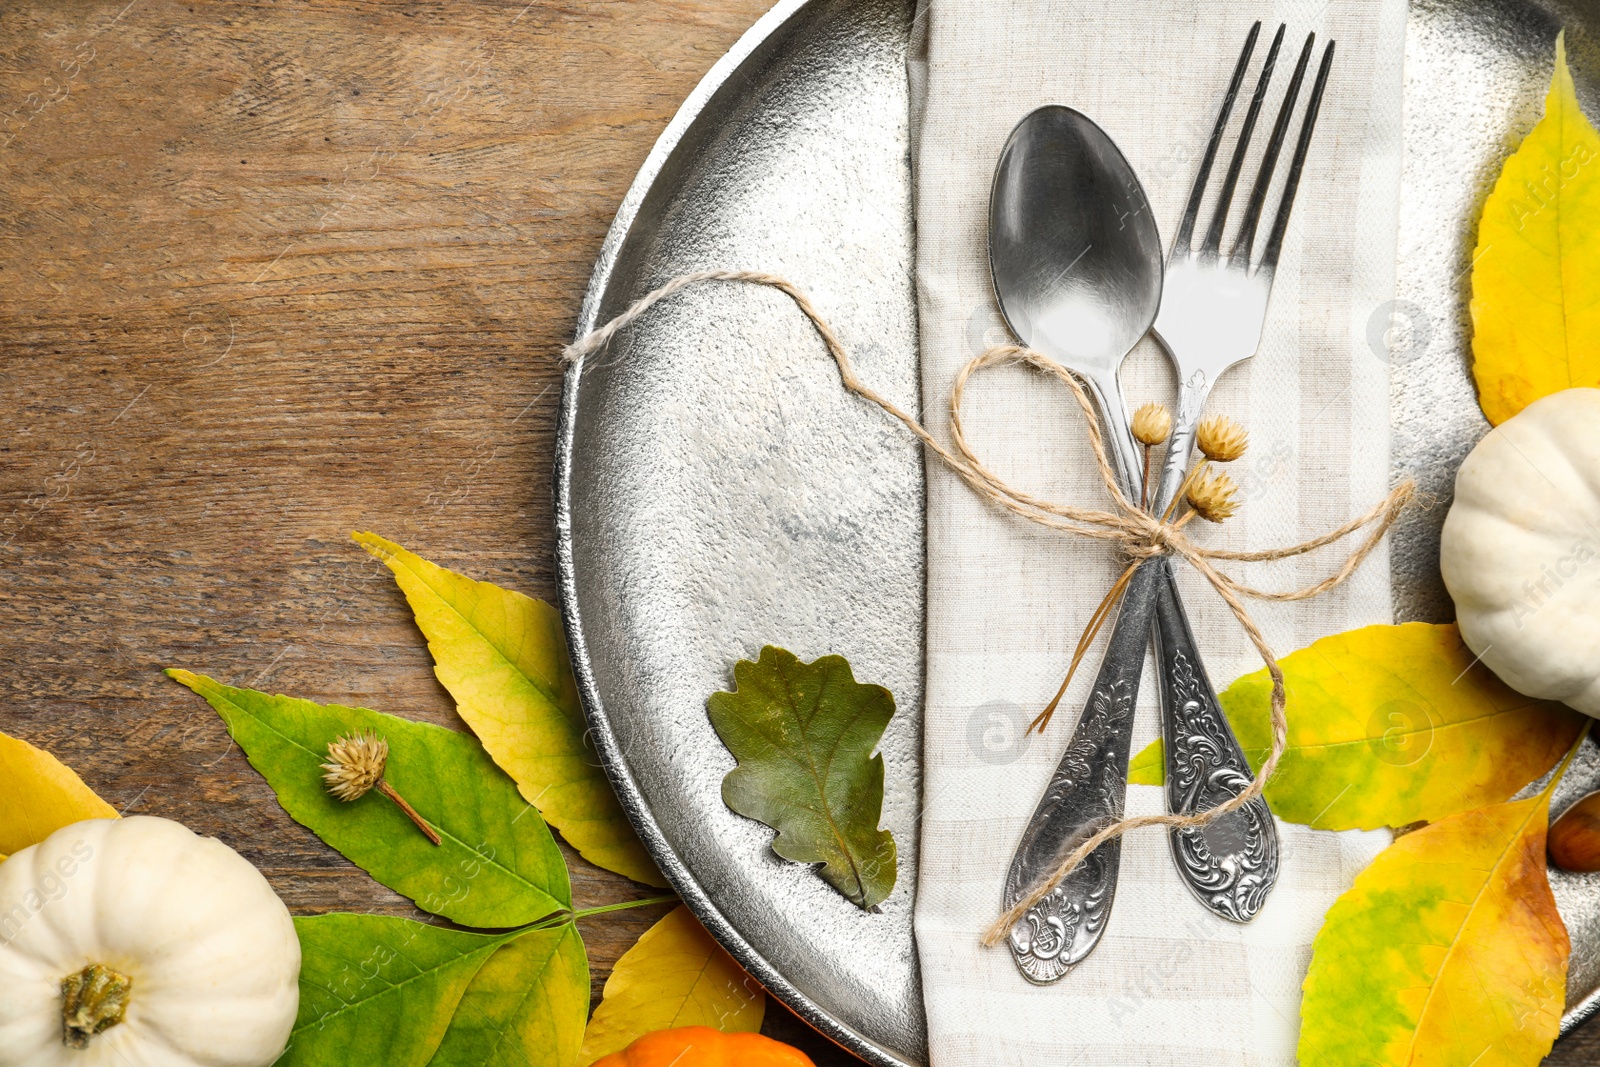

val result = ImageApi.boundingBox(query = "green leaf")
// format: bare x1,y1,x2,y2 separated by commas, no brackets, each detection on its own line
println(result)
429,923,589,1067
1121,623,1585,829
167,669,570,927
706,646,897,909
285,915,521,1067
355,532,664,888
1299,779,1571,1066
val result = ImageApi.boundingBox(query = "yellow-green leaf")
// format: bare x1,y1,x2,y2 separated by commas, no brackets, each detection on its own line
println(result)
0,730,117,857
429,923,589,1067
1471,32,1600,425
354,532,663,887
578,906,764,1066
286,915,527,1067
1125,738,1163,787
1299,780,1570,1065
1124,623,1584,829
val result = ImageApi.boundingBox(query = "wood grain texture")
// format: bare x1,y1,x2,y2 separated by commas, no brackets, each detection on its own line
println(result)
0,2,1593,1065
0,1,850,1063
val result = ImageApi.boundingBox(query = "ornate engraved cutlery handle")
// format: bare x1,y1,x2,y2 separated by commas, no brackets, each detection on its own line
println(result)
1151,557,1279,922
1003,561,1159,983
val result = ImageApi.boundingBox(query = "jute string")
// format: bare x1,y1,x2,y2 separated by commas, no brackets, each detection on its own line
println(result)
563,269,1415,949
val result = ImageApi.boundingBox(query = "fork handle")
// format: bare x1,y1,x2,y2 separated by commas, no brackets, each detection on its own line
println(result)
1151,557,1280,921
1152,368,1210,515
1148,364,1280,920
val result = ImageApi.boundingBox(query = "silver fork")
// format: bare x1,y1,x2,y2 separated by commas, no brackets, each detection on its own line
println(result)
1150,23,1334,920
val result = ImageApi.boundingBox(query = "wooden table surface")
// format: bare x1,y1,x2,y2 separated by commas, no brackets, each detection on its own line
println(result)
1,2,1594,1064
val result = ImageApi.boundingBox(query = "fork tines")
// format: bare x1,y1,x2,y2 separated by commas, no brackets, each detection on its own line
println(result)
1172,20,1336,275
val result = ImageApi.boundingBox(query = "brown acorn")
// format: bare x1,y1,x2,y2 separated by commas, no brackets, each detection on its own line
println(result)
1549,789,1600,872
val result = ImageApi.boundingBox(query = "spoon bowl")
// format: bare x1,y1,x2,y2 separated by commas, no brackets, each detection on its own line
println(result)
988,105,1164,485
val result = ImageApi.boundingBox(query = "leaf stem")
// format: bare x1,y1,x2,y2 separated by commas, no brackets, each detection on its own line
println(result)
1543,721,1593,798
569,894,679,921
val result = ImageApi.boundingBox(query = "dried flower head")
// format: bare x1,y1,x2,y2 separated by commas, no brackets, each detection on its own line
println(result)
321,730,440,845
1185,468,1240,522
1196,415,1248,462
1131,402,1173,446
322,730,389,802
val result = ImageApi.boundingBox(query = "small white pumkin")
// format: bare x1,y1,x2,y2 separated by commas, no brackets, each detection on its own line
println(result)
1442,387,1600,716
0,816,300,1067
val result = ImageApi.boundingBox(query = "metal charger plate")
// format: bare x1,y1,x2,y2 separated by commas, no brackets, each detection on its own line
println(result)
556,0,1600,1063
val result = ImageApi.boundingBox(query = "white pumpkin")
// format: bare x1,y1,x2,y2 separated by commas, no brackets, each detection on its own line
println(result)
0,816,299,1067
1441,387,1600,716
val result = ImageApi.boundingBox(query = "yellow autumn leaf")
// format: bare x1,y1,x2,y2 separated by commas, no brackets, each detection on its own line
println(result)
1472,32,1600,425
1125,622,1585,829
1298,739,1578,1066
578,905,764,1066
0,730,118,858
353,532,664,887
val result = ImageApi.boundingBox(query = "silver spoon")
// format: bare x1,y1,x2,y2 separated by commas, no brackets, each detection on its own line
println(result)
989,105,1159,494
989,105,1165,981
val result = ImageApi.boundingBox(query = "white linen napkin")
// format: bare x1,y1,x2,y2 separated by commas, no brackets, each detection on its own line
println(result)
909,1,1407,1063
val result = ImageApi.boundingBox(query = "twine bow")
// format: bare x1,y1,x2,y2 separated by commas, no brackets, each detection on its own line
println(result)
563,268,1416,949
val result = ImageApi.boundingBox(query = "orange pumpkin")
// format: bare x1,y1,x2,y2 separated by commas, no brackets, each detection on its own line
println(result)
591,1026,815,1067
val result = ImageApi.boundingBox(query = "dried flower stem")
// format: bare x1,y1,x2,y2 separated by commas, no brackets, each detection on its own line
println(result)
1030,558,1141,733
378,781,441,845
1140,444,1152,511
1163,461,1207,523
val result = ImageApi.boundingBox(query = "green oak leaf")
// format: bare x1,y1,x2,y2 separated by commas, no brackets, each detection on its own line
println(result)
354,531,664,887
706,646,897,909
1122,623,1586,829
285,915,524,1067
167,670,570,927
428,923,589,1067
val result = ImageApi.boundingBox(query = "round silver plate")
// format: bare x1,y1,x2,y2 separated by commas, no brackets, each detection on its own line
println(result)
556,1,1600,1063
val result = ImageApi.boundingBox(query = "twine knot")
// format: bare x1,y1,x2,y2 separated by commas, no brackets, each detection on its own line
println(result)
1127,519,1178,560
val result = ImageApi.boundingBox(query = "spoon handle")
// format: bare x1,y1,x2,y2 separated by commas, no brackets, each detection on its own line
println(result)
1002,558,1158,982
1151,557,1280,921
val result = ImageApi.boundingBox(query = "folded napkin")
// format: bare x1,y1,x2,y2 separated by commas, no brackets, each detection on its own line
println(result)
909,1,1407,1063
